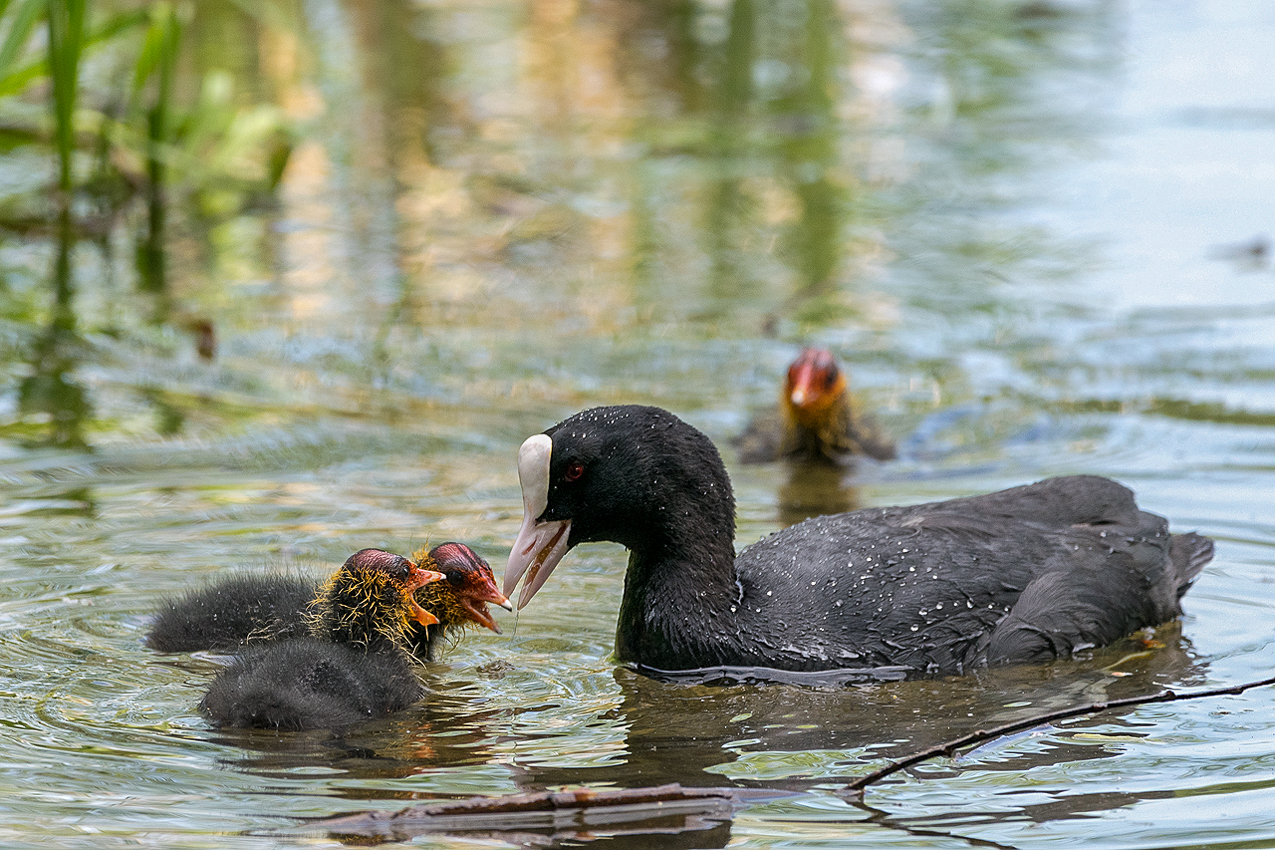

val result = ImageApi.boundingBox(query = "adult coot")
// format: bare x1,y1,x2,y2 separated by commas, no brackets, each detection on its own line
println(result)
734,347,896,465
200,548,443,730
504,405,1213,678
147,543,511,659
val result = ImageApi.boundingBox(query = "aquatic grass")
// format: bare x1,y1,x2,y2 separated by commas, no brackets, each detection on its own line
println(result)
0,0,42,82
0,2,291,445
45,0,85,195
0,1,149,203
16,0,90,446
130,2,180,293
0,1,287,232
0,0,144,98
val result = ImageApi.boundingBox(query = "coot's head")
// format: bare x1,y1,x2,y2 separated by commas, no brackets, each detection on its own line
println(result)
311,548,446,648
417,542,513,633
784,347,847,429
504,405,734,609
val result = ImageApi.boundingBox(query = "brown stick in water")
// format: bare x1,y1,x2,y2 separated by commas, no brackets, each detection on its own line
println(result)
841,672,1275,798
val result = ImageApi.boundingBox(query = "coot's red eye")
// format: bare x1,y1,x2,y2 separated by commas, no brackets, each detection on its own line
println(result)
565,461,585,482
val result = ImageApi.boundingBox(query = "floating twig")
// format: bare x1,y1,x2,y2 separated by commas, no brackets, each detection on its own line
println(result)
842,673,1275,798
302,783,768,843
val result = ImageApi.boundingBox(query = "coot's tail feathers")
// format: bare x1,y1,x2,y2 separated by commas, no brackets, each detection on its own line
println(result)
980,529,1214,669
1170,532,1214,599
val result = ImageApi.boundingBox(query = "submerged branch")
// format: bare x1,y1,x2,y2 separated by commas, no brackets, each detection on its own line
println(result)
841,673,1275,798
303,783,768,844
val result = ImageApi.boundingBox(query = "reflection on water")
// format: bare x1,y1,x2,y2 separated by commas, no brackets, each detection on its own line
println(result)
206,683,503,783
777,462,861,525
15,212,91,448
508,624,1206,791
0,0,1273,848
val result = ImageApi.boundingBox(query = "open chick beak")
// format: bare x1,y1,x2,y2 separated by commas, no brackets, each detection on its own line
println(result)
423,542,516,632
503,434,572,610
461,578,515,634
404,563,445,627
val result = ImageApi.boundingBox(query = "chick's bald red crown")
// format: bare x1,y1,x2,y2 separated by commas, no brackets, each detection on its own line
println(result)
786,348,844,410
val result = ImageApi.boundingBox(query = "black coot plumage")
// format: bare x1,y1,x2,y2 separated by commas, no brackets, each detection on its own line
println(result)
504,405,1213,679
200,548,442,730
734,347,895,465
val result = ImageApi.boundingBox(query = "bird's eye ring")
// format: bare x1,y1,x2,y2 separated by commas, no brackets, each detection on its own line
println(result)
565,461,585,482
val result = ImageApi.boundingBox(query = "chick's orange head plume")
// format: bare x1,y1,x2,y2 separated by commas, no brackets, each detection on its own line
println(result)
429,542,514,633
345,548,443,627
784,347,847,426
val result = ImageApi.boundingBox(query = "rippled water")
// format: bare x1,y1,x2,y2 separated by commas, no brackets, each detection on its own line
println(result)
1,0,1274,847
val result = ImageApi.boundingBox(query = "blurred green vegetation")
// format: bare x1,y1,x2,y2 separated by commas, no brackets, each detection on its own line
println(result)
0,0,293,447
0,0,1111,452
0,1,292,232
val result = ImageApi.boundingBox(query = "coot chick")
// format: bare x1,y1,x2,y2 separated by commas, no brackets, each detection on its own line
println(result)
200,548,443,730
734,347,895,465
504,405,1213,679
306,548,446,651
147,574,314,653
148,543,510,660
198,638,426,731
405,541,514,660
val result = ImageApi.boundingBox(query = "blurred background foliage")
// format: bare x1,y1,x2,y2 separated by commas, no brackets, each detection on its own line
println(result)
0,0,292,447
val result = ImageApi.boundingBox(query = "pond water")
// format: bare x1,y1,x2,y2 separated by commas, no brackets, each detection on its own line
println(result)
1,0,1274,847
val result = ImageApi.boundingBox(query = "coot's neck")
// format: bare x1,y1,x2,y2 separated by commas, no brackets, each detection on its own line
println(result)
613,483,745,669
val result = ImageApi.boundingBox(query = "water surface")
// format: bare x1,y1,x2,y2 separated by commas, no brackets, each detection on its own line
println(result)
1,0,1273,847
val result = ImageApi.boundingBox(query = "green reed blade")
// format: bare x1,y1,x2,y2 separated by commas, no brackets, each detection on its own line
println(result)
0,0,41,79
0,7,144,99
46,0,86,193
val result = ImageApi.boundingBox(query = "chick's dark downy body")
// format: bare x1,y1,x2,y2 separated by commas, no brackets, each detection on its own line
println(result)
197,638,424,732
198,548,441,730
147,543,509,661
145,574,312,653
